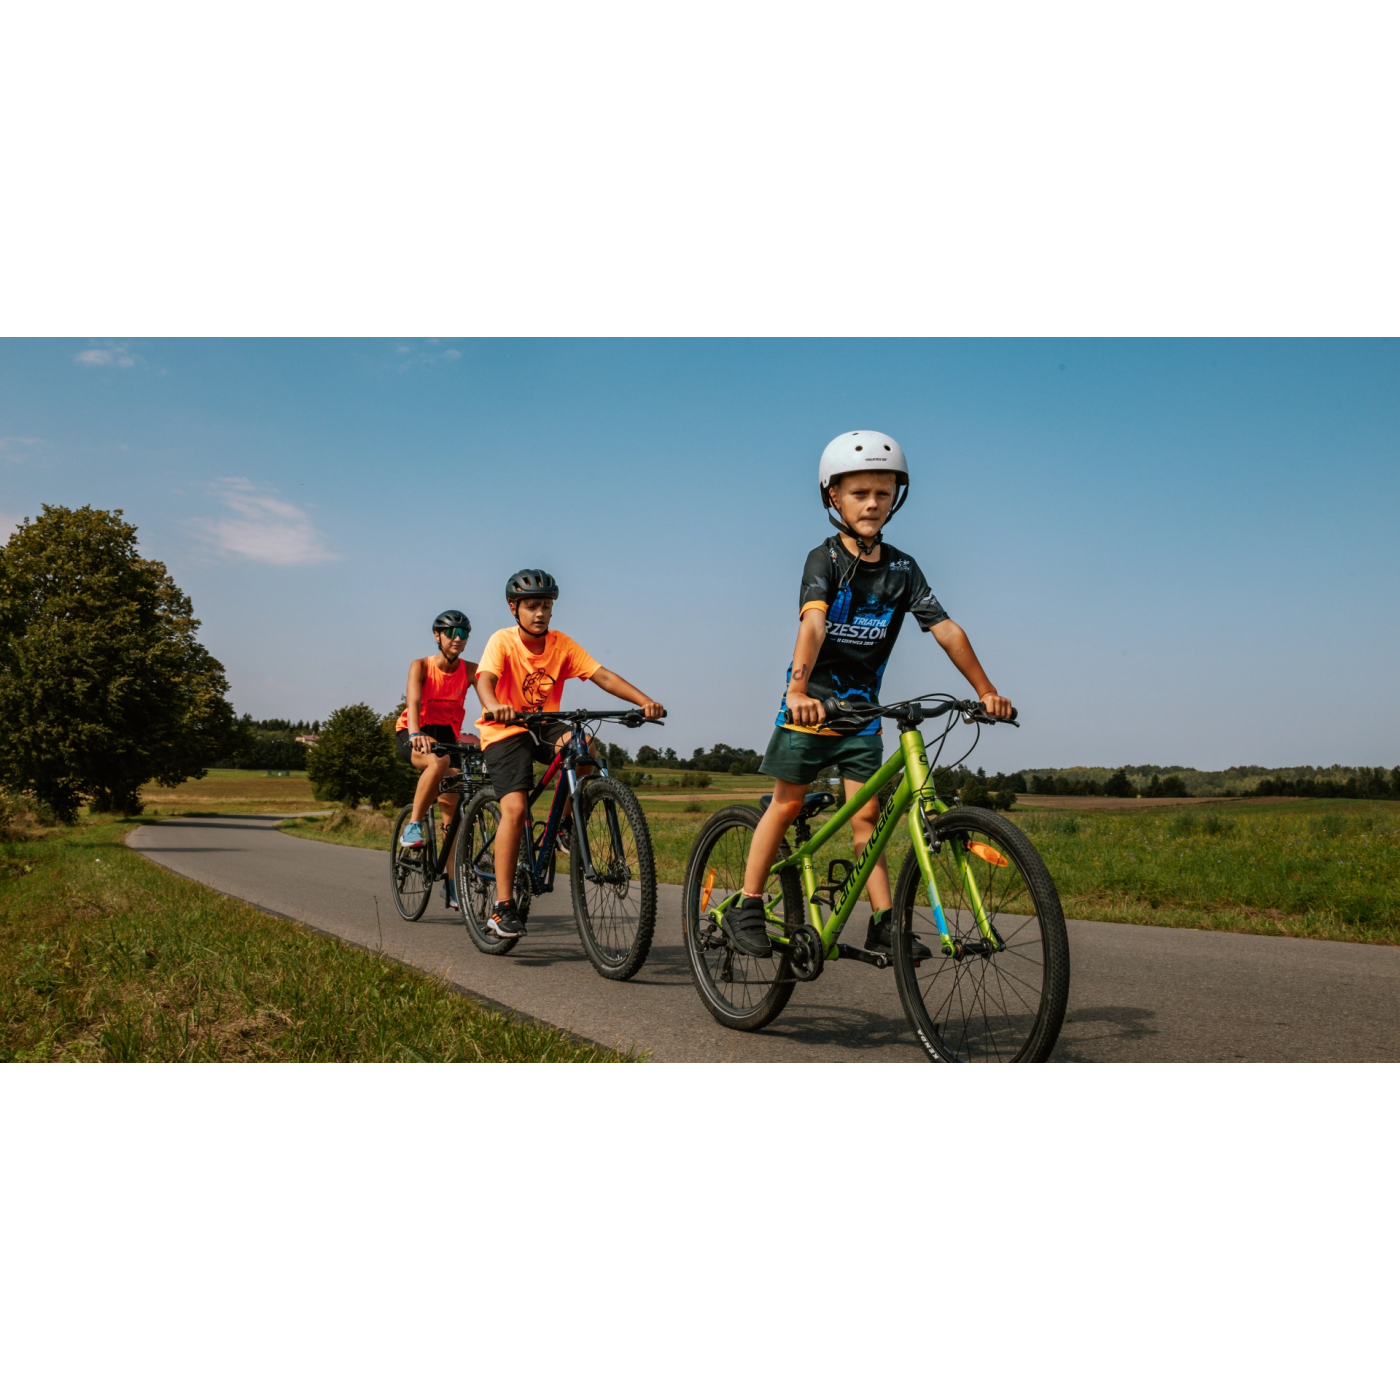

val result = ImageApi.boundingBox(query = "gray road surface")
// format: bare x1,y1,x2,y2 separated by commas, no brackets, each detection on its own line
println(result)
127,816,1400,1062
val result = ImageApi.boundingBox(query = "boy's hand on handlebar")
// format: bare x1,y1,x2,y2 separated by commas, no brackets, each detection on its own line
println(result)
485,703,517,723
785,693,827,727
639,700,665,720
979,691,1013,721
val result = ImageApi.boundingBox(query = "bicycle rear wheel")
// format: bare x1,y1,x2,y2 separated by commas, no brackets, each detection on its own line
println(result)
455,787,529,955
389,804,433,921
570,776,656,980
681,804,801,1032
892,807,1070,1063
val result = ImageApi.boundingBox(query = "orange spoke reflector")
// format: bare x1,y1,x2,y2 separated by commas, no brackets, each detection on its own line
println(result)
700,869,716,913
967,841,1009,867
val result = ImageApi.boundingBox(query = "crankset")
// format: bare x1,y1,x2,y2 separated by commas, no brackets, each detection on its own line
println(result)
788,925,826,982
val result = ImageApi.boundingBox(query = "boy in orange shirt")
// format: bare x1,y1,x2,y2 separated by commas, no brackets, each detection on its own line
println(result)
476,568,663,940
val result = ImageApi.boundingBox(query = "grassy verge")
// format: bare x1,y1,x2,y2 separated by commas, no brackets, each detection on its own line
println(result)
1007,800,1400,945
0,817,629,1062
280,809,393,850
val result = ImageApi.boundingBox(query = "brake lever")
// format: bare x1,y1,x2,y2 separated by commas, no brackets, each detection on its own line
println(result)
964,703,1020,727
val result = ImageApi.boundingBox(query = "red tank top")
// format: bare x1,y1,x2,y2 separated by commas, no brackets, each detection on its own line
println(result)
396,657,474,739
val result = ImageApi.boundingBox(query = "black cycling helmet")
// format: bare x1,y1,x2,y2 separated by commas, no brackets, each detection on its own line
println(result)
433,609,471,636
505,569,559,603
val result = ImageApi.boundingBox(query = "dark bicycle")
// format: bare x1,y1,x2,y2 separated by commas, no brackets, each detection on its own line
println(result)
388,739,488,920
455,708,662,980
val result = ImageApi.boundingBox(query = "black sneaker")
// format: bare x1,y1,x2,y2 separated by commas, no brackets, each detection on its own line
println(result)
865,912,932,962
727,896,773,958
490,901,527,939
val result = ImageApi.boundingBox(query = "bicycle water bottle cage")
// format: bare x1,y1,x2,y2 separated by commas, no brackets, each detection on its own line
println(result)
813,857,854,909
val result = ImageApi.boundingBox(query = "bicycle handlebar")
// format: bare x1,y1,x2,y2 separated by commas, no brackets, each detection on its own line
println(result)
428,739,484,758
820,695,1019,730
512,707,665,729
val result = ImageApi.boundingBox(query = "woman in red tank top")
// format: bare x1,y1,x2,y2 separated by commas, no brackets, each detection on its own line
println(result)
394,611,481,889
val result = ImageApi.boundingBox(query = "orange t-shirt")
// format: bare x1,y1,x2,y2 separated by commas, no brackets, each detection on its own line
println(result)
476,627,600,748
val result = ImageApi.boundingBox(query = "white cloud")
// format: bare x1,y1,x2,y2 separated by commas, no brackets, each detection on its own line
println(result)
0,436,44,465
194,478,337,565
74,346,136,368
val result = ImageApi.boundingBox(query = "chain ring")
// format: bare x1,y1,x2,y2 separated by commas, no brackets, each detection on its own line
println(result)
788,925,826,982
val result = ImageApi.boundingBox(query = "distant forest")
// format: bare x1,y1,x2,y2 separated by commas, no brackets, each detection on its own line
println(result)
1001,763,1400,801
215,716,320,770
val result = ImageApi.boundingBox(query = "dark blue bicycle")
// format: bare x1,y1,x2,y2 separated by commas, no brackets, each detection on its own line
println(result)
455,707,662,980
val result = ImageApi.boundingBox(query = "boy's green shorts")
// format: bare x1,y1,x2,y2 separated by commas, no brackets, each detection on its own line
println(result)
759,728,884,786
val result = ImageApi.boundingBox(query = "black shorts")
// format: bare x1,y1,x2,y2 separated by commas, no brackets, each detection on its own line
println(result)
483,719,571,797
396,723,467,766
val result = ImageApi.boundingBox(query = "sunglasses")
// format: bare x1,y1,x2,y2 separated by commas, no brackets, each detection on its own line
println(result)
439,627,469,640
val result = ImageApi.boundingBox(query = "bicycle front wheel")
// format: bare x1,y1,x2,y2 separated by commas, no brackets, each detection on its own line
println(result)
681,804,801,1032
892,807,1070,1063
455,788,528,955
570,776,656,980
389,804,433,921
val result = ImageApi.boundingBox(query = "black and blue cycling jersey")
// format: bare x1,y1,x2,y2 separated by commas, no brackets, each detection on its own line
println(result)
776,535,948,736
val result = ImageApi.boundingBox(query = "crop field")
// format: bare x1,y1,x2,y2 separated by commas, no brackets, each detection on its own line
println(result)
0,817,625,1062
138,768,323,815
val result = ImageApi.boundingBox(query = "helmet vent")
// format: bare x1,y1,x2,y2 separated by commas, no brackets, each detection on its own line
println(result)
854,445,863,452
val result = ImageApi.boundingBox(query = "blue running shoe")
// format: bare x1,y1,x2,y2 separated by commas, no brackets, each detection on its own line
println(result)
400,820,424,849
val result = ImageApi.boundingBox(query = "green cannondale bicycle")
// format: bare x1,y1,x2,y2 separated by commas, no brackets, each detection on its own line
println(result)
681,695,1070,1062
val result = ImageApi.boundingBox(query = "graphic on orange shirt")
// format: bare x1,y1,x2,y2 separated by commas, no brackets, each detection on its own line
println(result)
520,668,554,711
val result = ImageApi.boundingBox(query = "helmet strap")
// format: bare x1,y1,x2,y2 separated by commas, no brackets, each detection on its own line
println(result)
825,480,907,588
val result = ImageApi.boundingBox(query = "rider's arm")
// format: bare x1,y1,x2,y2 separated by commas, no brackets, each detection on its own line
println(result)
781,608,828,728
406,658,431,751
588,667,664,719
930,620,1012,719
476,669,515,723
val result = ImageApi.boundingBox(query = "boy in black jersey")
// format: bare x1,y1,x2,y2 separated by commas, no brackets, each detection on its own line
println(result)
731,430,1014,962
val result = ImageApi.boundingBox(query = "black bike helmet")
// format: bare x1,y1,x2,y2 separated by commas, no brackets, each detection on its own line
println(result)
505,569,559,603
433,609,471,636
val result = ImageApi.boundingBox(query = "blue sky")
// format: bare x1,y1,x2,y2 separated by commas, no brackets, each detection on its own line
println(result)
1,338,1395,771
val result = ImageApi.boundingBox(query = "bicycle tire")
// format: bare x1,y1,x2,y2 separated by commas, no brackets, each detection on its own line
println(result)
568,776,656,981
681,804,801,1032
455,787,528,955
389,804,433,921
892,806,1070,1063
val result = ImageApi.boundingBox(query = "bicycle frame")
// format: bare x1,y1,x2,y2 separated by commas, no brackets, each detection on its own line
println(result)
713,725,999,961
477,723,629,896
419,748,484,884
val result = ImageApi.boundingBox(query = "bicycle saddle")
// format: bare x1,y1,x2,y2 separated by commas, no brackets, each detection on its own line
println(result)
758,791,836,816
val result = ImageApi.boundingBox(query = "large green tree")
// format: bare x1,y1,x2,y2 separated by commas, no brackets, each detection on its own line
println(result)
306,704,408,808
0,506,235,819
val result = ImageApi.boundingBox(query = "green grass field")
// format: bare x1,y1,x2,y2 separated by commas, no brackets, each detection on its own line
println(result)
138,768,324,815
0,817,629,1062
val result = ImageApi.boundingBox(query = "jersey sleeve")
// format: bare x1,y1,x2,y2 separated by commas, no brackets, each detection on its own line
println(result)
477,629,508,678
559,634,601,682
798,543,837,615
905,557,949,631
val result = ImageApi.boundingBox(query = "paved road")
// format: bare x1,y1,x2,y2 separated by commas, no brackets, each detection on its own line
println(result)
128,816,1400,1062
